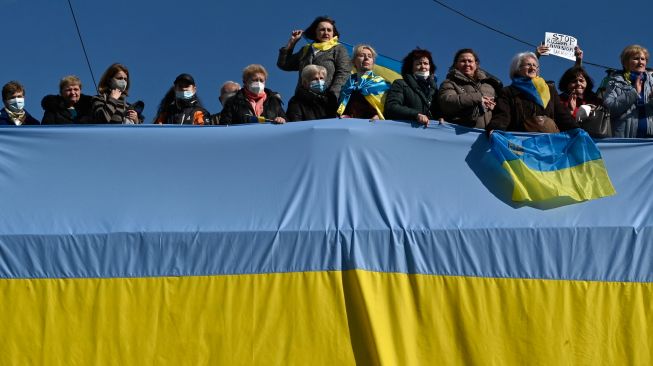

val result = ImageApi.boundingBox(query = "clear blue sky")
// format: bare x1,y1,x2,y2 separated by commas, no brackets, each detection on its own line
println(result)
4,0,651,122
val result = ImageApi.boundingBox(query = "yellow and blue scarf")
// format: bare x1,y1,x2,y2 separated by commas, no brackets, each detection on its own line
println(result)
511,76,550,109
337,71,389,119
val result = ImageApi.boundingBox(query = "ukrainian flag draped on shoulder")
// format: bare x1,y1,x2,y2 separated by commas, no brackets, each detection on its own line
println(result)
337,71,389,119
511,76,551,108
490,128,616,202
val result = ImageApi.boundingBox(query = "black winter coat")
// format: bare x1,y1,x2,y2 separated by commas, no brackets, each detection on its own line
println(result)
384,74,439,122
286,87,336,122
41,94,93,125
155,97,210,125
487,84,578,132
220,89,286,124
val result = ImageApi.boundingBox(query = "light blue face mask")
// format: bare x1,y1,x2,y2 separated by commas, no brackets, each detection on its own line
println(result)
309,80,326,93
111,78,128,91
175,90,195,100
6,97,25,112
414,71,430,80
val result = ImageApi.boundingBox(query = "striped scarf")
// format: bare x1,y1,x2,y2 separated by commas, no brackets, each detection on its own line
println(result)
511,76,551,109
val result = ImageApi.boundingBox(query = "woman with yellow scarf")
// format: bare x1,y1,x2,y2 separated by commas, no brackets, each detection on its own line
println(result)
277,16,352,106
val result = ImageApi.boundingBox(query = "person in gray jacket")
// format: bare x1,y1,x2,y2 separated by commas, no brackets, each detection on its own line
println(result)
603,44,653,138
438,49,502,128
277,16,351,104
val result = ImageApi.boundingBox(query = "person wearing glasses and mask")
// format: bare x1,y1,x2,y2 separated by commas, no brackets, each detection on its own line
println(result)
0,81,40,126
154,73,210,125
92,63,142,124
286,65,336,122
487,52,577,133
220,64,286,125
384,48,439,125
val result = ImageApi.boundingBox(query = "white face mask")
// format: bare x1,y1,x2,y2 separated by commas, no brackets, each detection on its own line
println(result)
414,71,430,80
6,97,25,112
248,81,265,95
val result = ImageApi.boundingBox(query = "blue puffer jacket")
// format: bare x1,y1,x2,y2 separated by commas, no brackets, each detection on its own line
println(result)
603,71,653,137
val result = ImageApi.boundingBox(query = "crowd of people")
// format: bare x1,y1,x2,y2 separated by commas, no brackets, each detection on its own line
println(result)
2,16,652,138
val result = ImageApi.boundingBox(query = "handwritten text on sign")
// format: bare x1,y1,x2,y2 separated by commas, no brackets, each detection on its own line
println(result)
544,32,578,61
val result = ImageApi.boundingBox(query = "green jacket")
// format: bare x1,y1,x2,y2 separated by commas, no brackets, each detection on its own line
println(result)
384,74,439,122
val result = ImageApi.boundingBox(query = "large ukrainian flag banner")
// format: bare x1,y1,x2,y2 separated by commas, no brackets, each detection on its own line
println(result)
490,128,616,202
0,121,651,365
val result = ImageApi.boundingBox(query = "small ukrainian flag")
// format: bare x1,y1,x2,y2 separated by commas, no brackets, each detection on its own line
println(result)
490,129,616,202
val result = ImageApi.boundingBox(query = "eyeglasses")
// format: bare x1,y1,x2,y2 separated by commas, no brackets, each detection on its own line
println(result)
520,63,539,69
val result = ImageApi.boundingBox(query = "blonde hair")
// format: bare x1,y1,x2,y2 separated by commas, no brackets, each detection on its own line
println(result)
352,44,377,61
242,64,268,83
59,75,82,92
620,45,650,70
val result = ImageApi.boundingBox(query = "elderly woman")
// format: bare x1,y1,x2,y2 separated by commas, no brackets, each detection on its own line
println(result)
287,65,336,121
337,44,389,120
41,75,93,124
439,49,502,128
384,48,439,125
0,81,40,125
603,45,653,138
154,73,211,125
220,64,286,124
487,52,577,133
92,63,142,124
277,16,352,103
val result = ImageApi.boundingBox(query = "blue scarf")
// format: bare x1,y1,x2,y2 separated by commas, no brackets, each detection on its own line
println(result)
511,76,550,109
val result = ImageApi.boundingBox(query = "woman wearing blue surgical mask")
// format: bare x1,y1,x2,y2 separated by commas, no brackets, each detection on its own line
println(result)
384,48,440,126
286,65,336,121
220,64,286,125
92,63,143,124
0,81,40,126
154,73,210,125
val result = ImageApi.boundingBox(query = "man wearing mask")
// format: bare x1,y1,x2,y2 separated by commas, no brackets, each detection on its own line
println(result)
0,81,40,126
210,81,241,125
41,75,93,124
154,73,211,125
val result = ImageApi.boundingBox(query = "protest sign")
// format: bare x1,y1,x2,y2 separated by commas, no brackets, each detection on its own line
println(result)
544,32,578,61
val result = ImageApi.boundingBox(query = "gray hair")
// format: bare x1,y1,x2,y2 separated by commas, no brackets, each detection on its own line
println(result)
509,51,538,79
352,44,377,62
300,65,327,84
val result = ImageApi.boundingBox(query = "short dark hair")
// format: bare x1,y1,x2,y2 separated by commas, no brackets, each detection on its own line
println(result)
304,16,339,42
2,81,24,101
401,48,436,76
558,66,594,95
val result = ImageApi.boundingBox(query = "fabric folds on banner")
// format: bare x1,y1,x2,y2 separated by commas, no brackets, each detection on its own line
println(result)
0,120,651,365
490,128,616,202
